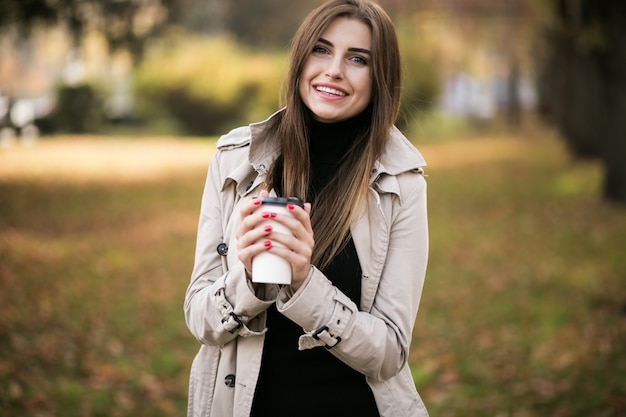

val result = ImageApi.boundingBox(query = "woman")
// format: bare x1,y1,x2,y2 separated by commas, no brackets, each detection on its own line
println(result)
184,1,429,416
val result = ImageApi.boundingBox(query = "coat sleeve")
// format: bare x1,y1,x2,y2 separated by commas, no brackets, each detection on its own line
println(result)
276,171,428,381
184,149,276,345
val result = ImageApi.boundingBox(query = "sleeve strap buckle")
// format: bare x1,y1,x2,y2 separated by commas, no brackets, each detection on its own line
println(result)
312,325,342,349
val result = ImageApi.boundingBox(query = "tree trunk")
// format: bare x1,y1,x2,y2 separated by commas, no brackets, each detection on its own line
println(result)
602,16,626,204
603,90,626,203
537,0,626,204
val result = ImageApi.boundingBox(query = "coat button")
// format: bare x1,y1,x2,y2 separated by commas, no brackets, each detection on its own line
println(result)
224,374,236,387
216,243,228,256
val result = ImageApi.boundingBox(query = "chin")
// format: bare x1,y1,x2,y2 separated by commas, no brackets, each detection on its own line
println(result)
311,109,349,123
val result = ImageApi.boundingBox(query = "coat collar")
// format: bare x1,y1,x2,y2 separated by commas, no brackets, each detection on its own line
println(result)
217,109,427,197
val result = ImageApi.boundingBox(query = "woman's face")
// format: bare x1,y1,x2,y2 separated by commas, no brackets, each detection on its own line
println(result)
299,17,373,123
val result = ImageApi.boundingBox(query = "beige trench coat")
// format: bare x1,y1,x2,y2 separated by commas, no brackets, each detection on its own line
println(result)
184,111,429,417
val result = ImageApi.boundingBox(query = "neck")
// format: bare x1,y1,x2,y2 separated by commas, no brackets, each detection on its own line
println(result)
307,108,371,198
308,108,370,163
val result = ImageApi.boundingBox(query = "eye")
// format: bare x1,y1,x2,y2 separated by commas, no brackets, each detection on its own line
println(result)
350,55,368,65
312,45,329,54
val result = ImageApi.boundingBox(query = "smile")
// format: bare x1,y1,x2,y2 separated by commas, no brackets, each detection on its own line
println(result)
315,85,347,97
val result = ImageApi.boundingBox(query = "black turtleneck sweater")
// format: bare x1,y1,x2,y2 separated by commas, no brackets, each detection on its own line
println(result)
250,113,379,417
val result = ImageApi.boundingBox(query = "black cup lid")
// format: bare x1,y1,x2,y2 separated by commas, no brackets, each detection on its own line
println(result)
260,196,304,208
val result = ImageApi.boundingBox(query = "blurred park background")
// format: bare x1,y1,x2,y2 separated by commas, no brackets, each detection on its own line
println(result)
1,0,625,416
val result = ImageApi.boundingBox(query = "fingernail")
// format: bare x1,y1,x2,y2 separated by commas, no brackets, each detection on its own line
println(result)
287,204,295,210
264,225,272,233
262,212,269,219
270,212,277,218
253,199,261,206
264,241,271,248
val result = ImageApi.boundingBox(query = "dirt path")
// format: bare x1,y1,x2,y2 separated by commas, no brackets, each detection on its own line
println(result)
0,136,217,183
0,133,562,183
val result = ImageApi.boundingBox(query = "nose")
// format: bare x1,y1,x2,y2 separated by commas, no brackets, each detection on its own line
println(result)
325,56,343,80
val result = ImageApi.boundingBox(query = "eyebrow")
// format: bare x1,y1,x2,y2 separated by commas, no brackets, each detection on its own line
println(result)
318,37,371,56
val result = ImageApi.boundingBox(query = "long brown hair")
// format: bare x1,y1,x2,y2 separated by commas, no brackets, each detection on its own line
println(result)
264,0,402,270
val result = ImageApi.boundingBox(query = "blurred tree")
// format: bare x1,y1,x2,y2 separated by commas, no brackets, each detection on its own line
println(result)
0,0,178,62
536,0,626,204
175,0,227,35
53,84,105,133
223,0,318,47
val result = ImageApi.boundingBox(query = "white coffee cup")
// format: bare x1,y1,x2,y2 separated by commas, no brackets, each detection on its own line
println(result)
251,196,304,285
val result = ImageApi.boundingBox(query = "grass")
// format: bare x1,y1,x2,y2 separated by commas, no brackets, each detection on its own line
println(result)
1,129,625,416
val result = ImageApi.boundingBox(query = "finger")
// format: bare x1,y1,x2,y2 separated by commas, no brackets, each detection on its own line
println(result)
240,189,270,216
263,215,314,265
282,202,313,230
236,190,270,238
238,239,273,273
264,243,312,284
271,205,314,241
267,224,314,254
237,221,274,249
237,216,274,270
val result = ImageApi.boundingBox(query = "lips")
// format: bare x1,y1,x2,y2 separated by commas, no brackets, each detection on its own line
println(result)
314,85,348,97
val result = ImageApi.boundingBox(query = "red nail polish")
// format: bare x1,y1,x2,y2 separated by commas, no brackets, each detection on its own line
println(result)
262,212,269,219
270,212,277,218
264,225,272,233
287,204,295,210
253,199,261,206
264,241,271,248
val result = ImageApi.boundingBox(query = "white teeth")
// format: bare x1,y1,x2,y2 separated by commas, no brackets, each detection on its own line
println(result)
315,86,346,96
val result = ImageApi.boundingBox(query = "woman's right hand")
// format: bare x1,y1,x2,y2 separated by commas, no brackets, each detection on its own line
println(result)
235,190,272,278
